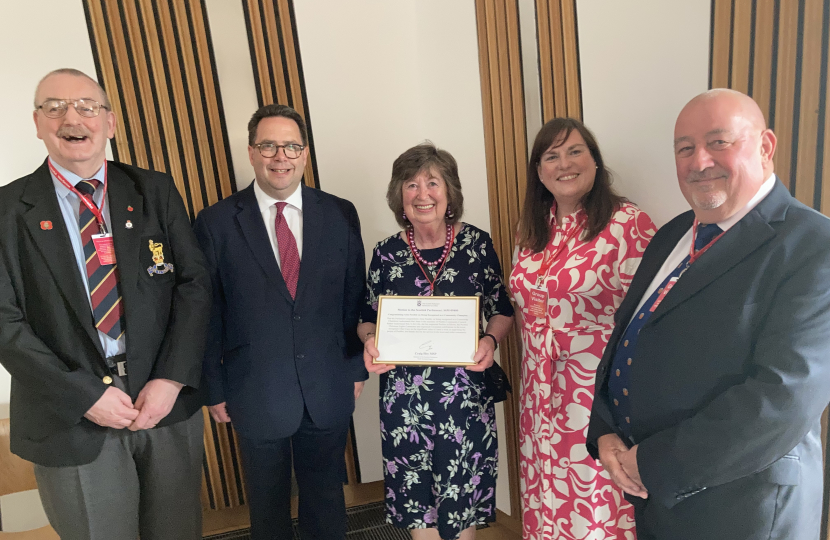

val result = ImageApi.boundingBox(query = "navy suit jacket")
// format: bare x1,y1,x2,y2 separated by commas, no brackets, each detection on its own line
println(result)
193,183,367,441
587,180,830,539
0,160,211,466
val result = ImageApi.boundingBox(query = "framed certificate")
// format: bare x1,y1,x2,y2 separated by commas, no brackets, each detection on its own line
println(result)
374,295,480,366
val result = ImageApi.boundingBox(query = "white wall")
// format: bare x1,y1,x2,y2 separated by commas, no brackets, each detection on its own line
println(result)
577,1,711,226
204,0,260,190
0,1,107,417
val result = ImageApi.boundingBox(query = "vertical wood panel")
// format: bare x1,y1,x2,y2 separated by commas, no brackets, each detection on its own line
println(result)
536,0,581,121
795,0,824,205
772,0,801,192
731,0,754,93
752,0,776,123
710,1,830,537
475,0,528,520
83,0,238,511
711,0,734,88
243,0,318,189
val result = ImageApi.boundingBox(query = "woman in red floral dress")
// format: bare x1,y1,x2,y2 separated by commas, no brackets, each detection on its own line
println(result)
508,119,656,540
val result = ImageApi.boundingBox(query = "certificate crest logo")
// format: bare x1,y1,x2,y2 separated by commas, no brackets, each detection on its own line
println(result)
417,300,421,306
147,240,175,276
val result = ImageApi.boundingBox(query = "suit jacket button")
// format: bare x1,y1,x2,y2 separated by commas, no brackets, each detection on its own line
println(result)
293,315,301,321
296,354,304,359
103,376,113,385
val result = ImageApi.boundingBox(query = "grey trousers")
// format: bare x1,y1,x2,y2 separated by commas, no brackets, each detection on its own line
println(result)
33,410,204,540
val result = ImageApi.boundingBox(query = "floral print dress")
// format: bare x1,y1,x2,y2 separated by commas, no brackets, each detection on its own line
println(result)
508,203,655,540
361,223,514,540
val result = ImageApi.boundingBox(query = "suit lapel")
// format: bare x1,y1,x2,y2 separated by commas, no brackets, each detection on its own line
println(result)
107,163,144,320
649,181,788,324
234,184,293,302
614,214,693,328
295,185,322,303
20,161,103,356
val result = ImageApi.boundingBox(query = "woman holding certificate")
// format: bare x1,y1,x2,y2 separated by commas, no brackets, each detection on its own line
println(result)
358,143,514,540
509,119,655,540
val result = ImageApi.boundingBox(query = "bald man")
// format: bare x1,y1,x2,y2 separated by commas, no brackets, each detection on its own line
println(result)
0,68,210,539
587,89,830,539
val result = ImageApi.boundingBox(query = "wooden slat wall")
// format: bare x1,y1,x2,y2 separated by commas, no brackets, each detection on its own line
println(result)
474,0,528,520
242,0,319,189
83,0,235,220
83,0,240,511
536,0,582,121
710,1,830,537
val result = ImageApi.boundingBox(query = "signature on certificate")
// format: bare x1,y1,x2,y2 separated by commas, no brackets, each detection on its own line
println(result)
419,340,434,352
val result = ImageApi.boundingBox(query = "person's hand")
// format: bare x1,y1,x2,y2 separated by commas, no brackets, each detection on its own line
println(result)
364,337,395,374
208,402,232,423
618,444,647,497
597,433,648,498
354,381,365,400
128,378,184,431
84,387,139,429
466,336,496,372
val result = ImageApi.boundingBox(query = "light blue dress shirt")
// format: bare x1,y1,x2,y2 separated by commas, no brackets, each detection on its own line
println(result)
48,159,126,358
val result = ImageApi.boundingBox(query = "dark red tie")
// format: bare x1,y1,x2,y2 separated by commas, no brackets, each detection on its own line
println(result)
275,202,300,299
76,180,125,340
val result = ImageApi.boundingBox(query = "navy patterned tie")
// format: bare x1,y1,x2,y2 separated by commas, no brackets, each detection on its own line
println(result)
608,222,722,440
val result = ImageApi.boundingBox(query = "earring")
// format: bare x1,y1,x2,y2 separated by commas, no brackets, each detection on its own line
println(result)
446,206,454,219
402,211,408,222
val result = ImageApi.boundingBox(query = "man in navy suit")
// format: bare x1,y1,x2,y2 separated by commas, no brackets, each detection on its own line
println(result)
587,89,830,539
194,104,367,540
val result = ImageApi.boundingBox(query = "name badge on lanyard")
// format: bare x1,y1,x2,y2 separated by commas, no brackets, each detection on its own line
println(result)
91,234,117,265
527,286,548,318
526,217,583,319
649,276,678,312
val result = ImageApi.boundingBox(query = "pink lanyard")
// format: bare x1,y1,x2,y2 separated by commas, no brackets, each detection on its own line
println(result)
49,159,109,233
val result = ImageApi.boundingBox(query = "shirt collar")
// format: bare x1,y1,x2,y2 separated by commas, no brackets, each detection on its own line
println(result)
48,158,107,200
548,202,586,227
253,180,303,215
716,173,776,231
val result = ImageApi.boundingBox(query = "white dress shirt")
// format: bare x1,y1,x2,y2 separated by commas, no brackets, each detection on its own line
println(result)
253,180,303,267
630,173,777,319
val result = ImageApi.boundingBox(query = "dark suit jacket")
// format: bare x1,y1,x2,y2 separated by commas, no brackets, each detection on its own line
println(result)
587,180,830,540
193,183,367,441
0,160,212,467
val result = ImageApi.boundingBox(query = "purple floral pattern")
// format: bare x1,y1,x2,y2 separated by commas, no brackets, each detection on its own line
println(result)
361,224,513,540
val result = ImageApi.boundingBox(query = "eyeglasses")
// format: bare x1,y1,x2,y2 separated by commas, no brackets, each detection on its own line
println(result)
36,99,109,119
252,142,305,159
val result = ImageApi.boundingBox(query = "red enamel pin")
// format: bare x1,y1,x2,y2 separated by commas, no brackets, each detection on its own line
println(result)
127,205,134,212
40,221,53,230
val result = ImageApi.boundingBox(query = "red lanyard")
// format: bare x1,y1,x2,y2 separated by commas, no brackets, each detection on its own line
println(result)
534,217,584,287
49,159,109,233
407,233,452,296
688,219,726,266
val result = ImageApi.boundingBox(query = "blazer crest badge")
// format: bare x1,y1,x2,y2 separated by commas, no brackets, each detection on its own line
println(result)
147,240,175,275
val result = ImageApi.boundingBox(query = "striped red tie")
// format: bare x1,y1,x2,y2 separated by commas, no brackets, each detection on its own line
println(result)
275,202,300,299
76,180,125,340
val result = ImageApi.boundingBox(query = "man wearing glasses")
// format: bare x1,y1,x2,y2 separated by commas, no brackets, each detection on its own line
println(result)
0,68,211,539
193,104,367,539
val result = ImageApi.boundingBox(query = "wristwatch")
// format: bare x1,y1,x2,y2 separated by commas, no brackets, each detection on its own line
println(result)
482,333,498,350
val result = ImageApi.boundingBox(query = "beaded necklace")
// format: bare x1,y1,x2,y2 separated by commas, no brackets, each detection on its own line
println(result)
406,223,454,295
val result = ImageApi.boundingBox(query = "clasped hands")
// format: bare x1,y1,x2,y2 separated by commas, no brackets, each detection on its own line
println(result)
597,433,649,499
84,378,184,431
362,336,496,374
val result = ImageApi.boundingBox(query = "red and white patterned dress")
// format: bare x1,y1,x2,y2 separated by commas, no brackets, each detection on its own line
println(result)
508,203,655,540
